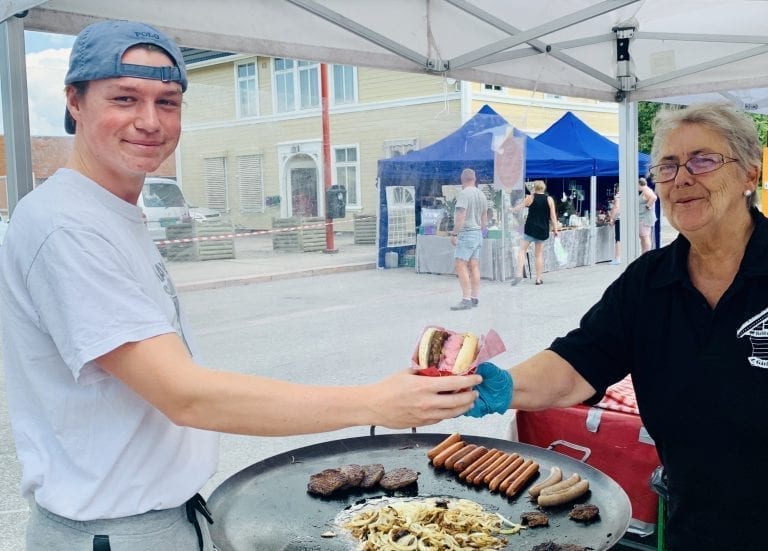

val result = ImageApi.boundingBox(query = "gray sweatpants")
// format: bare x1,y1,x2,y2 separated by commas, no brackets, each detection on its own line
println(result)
26,500,216,551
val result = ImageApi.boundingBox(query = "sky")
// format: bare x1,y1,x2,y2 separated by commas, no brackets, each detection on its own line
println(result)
0,31,75,136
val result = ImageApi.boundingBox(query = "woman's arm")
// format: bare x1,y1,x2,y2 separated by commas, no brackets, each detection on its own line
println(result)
510,350,597,410
547,196,559,235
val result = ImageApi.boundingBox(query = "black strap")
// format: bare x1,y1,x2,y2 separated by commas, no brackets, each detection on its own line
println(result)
185,493,214,551
93,535,111,551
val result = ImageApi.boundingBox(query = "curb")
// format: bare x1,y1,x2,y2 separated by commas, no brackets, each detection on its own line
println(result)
175,262,376,292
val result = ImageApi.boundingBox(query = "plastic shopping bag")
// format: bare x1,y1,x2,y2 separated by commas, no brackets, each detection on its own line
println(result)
553,236,568,267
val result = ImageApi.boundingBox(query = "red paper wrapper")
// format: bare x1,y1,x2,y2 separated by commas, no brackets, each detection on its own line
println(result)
411,326,506,377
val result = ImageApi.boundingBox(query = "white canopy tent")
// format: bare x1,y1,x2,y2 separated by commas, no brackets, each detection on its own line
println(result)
5,0,768,261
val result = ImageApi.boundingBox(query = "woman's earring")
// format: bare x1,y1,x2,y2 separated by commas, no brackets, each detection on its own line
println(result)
744,190,753,197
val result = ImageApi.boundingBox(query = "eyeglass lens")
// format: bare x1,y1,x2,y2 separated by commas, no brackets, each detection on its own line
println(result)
651,153,727,182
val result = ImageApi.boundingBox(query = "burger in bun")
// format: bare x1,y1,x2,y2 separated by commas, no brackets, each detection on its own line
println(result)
417,327,479,377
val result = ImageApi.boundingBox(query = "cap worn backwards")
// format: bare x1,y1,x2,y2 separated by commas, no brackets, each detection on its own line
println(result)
64,20,187,134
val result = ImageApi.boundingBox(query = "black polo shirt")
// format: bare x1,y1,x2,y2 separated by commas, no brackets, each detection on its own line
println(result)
549,209,768,550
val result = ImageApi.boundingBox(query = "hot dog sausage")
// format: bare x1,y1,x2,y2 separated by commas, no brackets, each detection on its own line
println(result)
459,449,498,481
431,441,465,468
444,444,476,471
466,450,503,484
539,473,581,496
528,466,563,497
537,479,590,507
454,446,488,472
426,433,461,460
478,453,520,484
505,461,539,497
488,456,524,492
499,458,533,493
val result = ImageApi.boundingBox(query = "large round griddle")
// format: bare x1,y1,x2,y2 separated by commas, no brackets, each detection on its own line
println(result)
207,433,631,550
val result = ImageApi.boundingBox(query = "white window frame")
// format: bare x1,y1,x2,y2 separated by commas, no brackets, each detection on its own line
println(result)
386,186,416,247
235,61,259,118
333,144,360,209
273,58,320,113
331,64,357,106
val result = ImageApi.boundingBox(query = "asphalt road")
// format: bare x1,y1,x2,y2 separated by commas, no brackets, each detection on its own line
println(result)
0,260,638,550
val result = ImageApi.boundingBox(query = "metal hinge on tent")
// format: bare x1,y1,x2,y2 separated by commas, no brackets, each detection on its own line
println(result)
613,26,637,100
427,58,450,72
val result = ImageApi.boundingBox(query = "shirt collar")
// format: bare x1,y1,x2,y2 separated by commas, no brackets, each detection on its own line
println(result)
649,208,768,289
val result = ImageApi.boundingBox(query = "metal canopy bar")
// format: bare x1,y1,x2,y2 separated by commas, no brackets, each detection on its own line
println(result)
285,0,430,68
552,33,616,50
450,0,641,70
446,0,617,89
635,31,768,45
0,14,34,215
637,44,768,90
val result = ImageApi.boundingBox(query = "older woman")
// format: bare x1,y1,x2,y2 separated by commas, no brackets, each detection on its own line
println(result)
467,103,766,550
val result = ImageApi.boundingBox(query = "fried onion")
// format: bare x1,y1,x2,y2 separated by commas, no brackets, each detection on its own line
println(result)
338,497,524,550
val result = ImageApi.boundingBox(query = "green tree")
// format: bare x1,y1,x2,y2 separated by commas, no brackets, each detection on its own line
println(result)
638,101,768,154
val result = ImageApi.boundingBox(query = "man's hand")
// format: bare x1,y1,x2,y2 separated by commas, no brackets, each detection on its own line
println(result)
465,362,513,417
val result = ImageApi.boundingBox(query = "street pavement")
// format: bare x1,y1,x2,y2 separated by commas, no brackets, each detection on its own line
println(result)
0,224,678,550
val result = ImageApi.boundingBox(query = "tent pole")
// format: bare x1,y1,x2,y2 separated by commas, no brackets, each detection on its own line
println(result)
618,100,640,264
589,175,597,264
0,13,34,216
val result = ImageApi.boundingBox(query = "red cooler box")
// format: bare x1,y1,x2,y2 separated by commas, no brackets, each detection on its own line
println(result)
515,404,661,535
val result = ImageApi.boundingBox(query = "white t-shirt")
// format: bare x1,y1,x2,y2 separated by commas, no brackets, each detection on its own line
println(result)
0,169,218,520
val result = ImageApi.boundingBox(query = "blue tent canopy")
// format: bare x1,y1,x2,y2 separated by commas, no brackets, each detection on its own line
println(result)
378,105,594,184
376,105,594,267
535,111,651,176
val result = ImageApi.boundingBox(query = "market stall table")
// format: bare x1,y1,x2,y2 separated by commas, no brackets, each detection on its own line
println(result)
415,225,614,281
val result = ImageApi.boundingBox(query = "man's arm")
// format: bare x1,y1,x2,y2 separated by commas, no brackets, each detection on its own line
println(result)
452,207,466,236
96,333,482,436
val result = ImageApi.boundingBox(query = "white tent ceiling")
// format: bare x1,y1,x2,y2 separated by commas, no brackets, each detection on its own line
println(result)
6,0,768,102
5,0,768,260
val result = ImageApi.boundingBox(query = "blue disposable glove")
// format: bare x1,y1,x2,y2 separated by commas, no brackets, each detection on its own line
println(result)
465,362,513,418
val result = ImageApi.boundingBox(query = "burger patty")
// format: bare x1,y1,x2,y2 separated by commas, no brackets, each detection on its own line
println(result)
359,464,385,488
531,543,588,551
339,464,365,488
307,468,348,496
427,330,449,367
520,511,550,527
379,467,419,490
569,503,600,523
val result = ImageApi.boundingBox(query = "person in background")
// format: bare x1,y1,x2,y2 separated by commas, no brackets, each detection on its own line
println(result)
511,180,558,285
0,21,482,551
638,177,658,253
465,102,768,550
449,168,488,310
608,190,621,264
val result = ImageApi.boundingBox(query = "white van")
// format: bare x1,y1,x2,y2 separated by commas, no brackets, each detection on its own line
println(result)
137,177,191,240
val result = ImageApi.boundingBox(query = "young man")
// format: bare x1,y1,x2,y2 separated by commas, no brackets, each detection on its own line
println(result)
0,20,481,550
449,168,488,310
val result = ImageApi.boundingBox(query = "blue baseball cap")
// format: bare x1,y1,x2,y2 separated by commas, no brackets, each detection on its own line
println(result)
64,20,187,134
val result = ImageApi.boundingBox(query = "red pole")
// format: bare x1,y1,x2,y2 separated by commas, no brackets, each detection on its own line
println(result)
321,63,336,253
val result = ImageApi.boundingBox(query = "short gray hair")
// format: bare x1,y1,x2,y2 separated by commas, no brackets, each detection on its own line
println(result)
651,103,761,208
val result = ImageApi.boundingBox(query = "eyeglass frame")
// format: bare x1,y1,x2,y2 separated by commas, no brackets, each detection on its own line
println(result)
648,153,739,184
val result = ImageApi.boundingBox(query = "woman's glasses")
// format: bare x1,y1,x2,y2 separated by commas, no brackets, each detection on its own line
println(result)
648,153,738,183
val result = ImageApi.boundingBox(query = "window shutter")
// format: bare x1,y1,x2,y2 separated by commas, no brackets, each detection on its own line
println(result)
204,157,227,210
237,154,264,213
